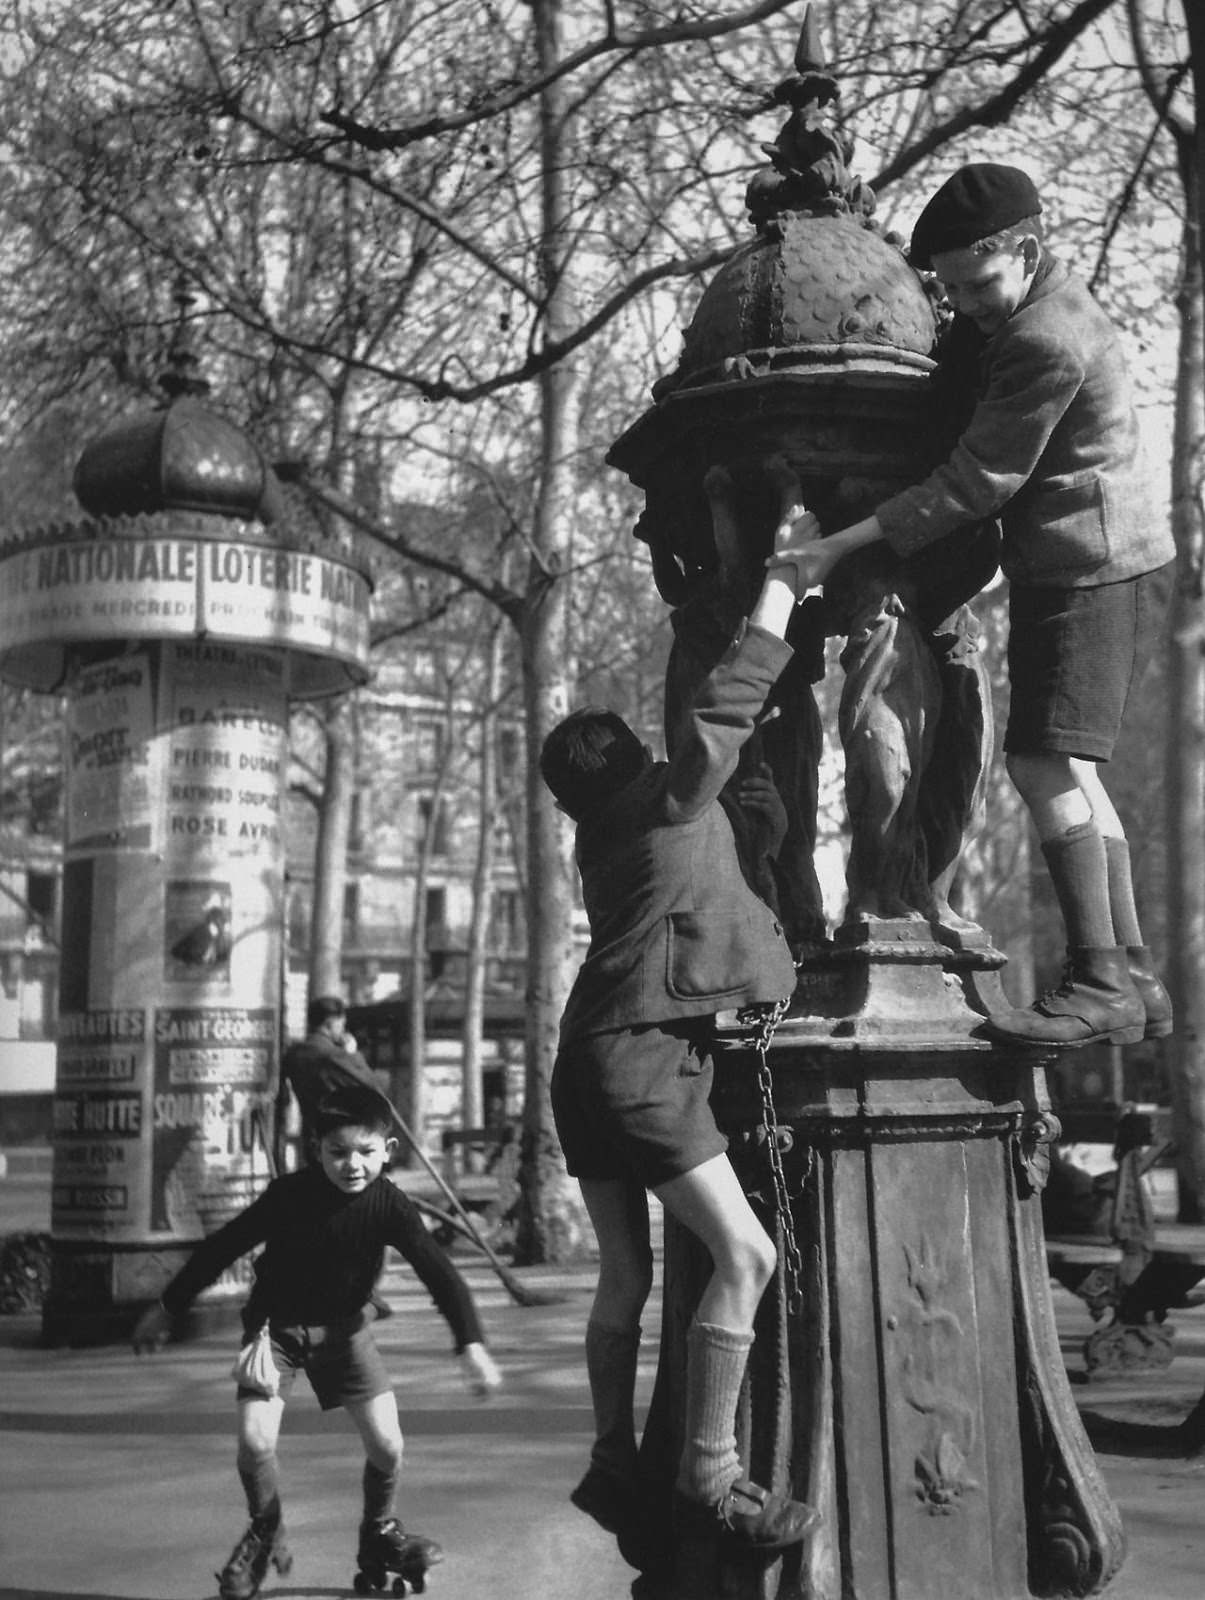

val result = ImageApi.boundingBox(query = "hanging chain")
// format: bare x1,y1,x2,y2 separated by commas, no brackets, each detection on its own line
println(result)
740,996,805,1317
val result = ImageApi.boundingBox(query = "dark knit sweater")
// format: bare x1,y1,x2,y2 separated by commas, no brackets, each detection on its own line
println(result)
159,1165,484,1350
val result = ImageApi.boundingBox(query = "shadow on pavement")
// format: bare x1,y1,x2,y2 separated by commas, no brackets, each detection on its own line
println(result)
0,1590,361,1600
1079,1408,1205,1460
0,1404,593,1436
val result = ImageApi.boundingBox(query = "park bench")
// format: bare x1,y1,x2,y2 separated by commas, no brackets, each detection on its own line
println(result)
1044,1103,1205,1377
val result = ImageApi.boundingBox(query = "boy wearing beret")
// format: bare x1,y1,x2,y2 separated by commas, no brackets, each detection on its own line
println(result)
787,162,1173,1048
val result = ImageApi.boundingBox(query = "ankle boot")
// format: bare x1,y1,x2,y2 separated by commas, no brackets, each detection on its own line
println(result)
983,946,1146,1048
1127,946,1173,1039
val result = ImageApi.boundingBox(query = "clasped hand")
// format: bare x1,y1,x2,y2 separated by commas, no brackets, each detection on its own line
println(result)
765,508,838,598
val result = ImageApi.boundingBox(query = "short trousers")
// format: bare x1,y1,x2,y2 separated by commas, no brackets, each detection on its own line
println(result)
551,1018,727,1189
1004,565,1169,760
237,1314,391,1411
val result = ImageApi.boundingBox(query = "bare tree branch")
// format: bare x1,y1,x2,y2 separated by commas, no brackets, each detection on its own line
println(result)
319,0,798,152
291,472,526,621
869,0,1119,193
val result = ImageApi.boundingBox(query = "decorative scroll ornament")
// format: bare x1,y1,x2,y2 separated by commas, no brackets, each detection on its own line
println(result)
1014,1111,1061,1196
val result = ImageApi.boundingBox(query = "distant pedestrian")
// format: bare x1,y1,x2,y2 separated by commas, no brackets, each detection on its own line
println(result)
133,1083,501,1600
274,994,385,1170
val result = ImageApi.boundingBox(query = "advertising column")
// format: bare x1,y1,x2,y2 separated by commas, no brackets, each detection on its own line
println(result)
48,641,289,1334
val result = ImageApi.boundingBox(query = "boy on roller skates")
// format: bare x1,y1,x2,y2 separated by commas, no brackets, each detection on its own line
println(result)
540,472,820,1568
133,1083,500,1598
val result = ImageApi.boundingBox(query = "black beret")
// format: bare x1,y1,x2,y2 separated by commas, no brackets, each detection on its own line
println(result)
910,163,1042,270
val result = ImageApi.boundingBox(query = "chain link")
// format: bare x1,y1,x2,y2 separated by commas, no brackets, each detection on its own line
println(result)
739,996,805,1317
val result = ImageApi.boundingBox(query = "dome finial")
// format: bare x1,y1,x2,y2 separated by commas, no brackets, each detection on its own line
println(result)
159,274,210,400
794,3,825,75
745,3,875,233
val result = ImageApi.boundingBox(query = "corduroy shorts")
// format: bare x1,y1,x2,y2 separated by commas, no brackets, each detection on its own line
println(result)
238,1315,391,1411
551,1018,727,1189
1005,564,1169,761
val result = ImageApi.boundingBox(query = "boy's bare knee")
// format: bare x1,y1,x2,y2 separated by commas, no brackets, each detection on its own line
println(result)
633,1244,655,1302
596,1248,654,1327
722,1224,776,1293
748,1227,778,1289
369,1437,403,1473
237,1439,275,1470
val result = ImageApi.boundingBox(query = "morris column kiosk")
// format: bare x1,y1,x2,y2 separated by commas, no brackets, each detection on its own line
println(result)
0,370,373,1344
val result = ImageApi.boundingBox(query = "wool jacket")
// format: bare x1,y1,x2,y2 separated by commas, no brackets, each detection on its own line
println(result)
877,255,1174,588
558,622,798,1043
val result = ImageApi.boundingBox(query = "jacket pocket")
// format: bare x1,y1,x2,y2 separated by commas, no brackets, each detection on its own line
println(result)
666,910,758,1001
1006,475,1110,580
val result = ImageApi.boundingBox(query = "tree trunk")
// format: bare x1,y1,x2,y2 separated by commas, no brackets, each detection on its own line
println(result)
513,0,586,1264
1166,82,1205,1220
309,695,356,998
407,717,453,1167
461,622,501,1174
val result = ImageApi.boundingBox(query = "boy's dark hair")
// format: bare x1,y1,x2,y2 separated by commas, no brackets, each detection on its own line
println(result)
968,214,1045,258
540,707,647,820
307,994,346,1031
313,1083,394,1140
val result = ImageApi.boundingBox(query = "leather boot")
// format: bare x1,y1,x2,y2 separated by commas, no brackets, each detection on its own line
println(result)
1127,945,1173,1039
983,946,1146,1047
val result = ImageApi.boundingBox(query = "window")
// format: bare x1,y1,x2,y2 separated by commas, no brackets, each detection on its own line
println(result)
417,795,450,856
26,872,56,925
343,881,360,940
425,885,447,929
497,725,521,784
412,719,445,773
490,888,524,953
349,790,366,854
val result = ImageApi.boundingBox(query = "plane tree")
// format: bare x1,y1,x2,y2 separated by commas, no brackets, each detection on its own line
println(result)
0,0,1195,1251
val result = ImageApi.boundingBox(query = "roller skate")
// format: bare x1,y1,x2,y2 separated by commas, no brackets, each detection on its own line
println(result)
353,1517,443,1595
216,1513,292,1600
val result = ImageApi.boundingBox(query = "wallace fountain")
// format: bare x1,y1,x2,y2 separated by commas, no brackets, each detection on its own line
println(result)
605,11,1126,1600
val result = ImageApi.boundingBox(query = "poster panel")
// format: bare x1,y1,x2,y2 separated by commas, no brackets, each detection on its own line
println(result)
65,652,160,853
165,642,288,862
150,1006,275,1237
51,1007,149,1231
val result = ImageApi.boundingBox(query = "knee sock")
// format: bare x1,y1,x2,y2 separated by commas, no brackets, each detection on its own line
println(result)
362,1458,401,1527
238,1456,281,1526
675,1320,752,1505
1041,822,1115,950
1103,836,1144,947
585,1320,641,1479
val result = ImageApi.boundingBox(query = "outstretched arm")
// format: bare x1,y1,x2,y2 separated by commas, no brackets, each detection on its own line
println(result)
662,474,814,823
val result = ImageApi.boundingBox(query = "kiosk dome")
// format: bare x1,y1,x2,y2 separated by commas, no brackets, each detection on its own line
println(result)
0,305,374,699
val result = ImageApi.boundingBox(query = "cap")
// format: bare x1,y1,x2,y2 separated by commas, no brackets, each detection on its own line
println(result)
910,163,1042,269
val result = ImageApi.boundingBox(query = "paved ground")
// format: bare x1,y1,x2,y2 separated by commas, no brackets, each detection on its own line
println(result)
2,1168,1204,1600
